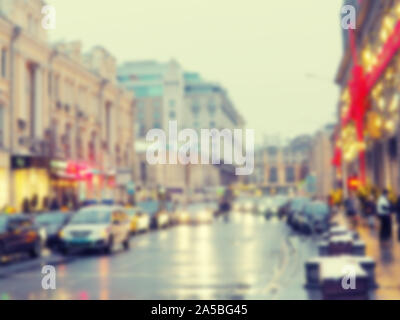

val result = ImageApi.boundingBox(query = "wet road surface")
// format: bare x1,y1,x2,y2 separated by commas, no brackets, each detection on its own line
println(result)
0,213,318,300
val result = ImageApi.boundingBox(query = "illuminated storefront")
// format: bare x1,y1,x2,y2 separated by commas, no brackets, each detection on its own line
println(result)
0,152,10,209
335,1,400,193
11,156,50,211
50,160,117,204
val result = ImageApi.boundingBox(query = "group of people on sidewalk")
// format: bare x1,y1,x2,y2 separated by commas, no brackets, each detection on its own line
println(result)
344,189,400,243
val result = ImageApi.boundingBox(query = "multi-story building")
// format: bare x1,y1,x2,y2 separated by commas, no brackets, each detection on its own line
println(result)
310,124,335,200
335,0,400,194
183,72,244,132
117,60,244,135
250,135,312,195
0,0,135,210
118,59,244,195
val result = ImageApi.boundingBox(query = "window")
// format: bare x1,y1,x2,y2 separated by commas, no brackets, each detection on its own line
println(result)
139,124,146,137
0,105,3,147
208,100,216,114
154,122,161,129
169,99,176,107
1,48,6,78
153,100,161,108
169,111,176,119
285,166,295,183
269,167,278,183
191,102,200,114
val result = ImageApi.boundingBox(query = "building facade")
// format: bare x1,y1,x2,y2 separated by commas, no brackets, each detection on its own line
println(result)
0,0,135,210
250,135,312,195
310,124,335,200
118,59,244,194
335,0,400,194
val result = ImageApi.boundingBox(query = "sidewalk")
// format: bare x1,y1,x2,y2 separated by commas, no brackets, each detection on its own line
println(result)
333,212,400,299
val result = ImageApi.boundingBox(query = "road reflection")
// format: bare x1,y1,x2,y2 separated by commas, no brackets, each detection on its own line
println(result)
0,212,316,300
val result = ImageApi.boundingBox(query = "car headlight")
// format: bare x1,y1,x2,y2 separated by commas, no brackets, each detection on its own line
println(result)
100,227,111,239
198,211,208,219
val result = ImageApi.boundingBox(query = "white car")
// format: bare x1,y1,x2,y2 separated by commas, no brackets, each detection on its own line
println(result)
125,208,150,233
155,210,170,228
59,205,131,254
136,212,151,232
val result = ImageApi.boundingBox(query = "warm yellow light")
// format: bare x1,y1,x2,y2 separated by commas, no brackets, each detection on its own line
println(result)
380,29,388,42
341,89,349,103
384,15,395,32
385,68,394,80
362,47,374,70
375,117,382,128
385,120,395,132
378,97,386,110
389,95,399,111
358,141,367,151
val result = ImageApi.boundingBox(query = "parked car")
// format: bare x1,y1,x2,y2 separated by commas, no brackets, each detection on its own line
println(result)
264,198,279,219
287,197,311,230
124,207,150,234
34,211,73,249
153,210,170,229
59,205,131,255
302,201,331,234
274,195,289,219
137,200,170,229
0,214,42,260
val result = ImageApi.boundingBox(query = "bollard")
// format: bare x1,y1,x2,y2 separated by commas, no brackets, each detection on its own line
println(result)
320,260,369,300
305,259,320,288
358,258,377,289
351,240,366,256
318,241,329,256
328,235,353,255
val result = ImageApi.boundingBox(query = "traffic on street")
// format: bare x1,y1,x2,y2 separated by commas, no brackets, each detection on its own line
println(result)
0,196,322,300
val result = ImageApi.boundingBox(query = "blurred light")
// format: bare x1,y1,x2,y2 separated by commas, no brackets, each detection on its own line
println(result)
385,120,395,132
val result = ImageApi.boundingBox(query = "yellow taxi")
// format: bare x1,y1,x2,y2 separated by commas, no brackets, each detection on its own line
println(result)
124,207,150,234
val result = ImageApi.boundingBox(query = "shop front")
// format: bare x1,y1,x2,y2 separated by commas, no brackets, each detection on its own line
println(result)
116,168,134,204
0,152,10,210
335,4,400,194
49,160,118,205
11,155,50,212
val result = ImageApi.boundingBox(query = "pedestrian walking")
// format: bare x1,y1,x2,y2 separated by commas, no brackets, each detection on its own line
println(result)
377,189,392,242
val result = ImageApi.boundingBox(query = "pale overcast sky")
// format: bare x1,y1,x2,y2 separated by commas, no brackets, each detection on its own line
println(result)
47,0,343,145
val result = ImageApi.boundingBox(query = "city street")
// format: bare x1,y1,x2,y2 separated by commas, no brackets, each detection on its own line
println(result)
0,214,318,300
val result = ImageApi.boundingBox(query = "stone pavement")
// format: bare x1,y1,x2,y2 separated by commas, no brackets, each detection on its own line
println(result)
332,212,400,299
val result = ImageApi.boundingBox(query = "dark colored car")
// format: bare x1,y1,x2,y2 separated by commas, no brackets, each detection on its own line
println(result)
302,201,331,234
34,211,73,249
287,197,311,230
0,214,42,260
